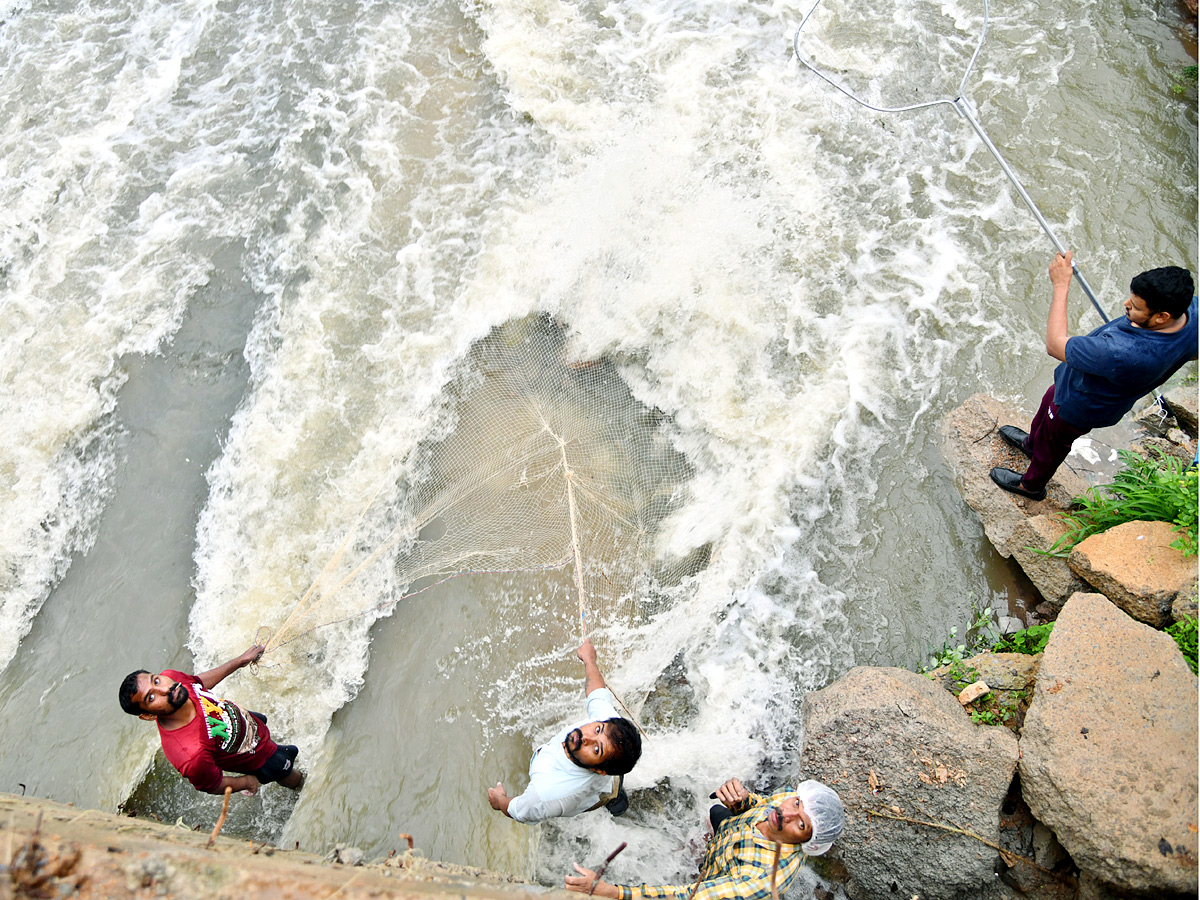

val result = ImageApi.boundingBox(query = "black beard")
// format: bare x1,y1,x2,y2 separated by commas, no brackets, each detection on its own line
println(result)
563,728,586,767
765,805,781,832
168,682,188,711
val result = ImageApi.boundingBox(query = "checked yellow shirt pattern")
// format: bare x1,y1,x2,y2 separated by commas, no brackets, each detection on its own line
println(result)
615,791,807,900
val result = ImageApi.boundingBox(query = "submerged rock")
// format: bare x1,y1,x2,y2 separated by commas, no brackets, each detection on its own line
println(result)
1019,592,1198,897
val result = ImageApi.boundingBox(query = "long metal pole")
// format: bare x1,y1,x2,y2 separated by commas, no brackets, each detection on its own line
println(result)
952,98,1109,322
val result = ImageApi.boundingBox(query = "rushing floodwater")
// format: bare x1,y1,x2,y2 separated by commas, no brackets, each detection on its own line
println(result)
0,0,1195,892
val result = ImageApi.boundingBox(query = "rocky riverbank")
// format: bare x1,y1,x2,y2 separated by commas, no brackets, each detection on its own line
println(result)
0,791,548,900
792,390,1198,900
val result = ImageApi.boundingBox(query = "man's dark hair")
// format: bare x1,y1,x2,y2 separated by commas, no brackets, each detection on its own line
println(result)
1131,266,1194,318
598,717,642,776
118,670,149,716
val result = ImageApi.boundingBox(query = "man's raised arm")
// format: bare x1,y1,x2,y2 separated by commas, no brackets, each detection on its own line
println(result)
577,638,606,695
1045,251,1074,362
196,644,264,691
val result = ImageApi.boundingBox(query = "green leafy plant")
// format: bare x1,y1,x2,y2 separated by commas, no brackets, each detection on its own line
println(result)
1171,64,1198,97
1166,616,1198,675
969,708,1002,726
994,622,1054,656
1043,448,1197,558
920,600,1000,671
923,628,969,670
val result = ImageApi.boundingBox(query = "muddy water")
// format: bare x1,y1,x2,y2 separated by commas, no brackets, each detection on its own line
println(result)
0,0,1194,891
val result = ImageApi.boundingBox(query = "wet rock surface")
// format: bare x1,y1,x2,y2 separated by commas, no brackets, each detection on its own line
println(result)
940,393,1088,605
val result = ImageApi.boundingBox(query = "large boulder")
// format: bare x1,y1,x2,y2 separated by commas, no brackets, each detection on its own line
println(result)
942,394,1090,605
1162,385,1198,436
1019,592,1198,897
800,666,1019,900
1068,520,1198,628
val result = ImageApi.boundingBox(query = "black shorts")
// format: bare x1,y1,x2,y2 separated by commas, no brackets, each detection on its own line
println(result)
253,744,299,784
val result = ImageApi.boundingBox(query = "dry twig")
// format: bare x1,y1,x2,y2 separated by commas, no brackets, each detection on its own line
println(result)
864,807,1069,882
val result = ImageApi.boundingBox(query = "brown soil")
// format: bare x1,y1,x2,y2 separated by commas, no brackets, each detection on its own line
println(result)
0,792,560,900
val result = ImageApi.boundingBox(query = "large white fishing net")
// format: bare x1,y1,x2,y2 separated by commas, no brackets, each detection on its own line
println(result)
264,315,700,654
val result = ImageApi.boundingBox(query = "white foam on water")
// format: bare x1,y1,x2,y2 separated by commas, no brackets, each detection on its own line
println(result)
0,0,225,670
185,0,553,822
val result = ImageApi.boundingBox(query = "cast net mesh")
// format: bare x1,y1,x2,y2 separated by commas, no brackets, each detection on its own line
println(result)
264,315,698,653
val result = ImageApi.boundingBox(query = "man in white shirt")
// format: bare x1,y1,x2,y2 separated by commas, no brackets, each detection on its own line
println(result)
487,639,642,823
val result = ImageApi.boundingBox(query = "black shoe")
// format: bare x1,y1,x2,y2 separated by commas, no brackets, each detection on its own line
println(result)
990,467,1046,501
998,425,1031,456
606,779,628,816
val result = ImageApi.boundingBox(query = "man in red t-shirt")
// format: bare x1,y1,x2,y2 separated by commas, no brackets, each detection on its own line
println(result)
118,644,304,795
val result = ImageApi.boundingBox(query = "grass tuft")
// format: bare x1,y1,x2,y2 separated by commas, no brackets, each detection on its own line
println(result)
1043,448,1197,558
1166,616,1198,675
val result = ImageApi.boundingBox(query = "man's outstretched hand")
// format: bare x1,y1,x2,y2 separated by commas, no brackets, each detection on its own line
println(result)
565,863,619,898
488,782,511,816
235,644,266,668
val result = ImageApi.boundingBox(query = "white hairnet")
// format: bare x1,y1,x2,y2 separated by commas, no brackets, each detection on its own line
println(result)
796,779,845,856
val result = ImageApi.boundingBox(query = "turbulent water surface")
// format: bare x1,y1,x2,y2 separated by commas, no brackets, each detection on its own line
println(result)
0,0,1195,891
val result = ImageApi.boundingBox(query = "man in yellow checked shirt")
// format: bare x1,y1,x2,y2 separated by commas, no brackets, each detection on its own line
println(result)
564,776,845,900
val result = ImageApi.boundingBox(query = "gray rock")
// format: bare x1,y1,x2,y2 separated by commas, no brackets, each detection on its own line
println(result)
1010,514,1091,607
1131,432,1196,465
996,788,1077,900
800,666,1019,900
960,652,1040,692
1172,591,1197,624
998,616,1024,636
327,844,365,866
1067,520,1198,628
941,394,1089,605
1019,592,1198,896
1163,386,1198,436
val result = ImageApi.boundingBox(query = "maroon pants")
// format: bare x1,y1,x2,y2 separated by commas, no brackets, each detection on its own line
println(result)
1022,385,1090,491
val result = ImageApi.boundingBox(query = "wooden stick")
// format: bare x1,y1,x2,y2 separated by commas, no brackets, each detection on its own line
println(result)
864,808,1069,881
589,841,628,896
207,787,232,849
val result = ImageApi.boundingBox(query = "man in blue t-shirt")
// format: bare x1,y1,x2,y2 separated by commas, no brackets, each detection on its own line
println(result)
992,251,1197,500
